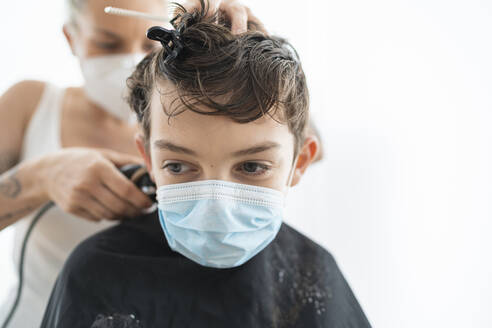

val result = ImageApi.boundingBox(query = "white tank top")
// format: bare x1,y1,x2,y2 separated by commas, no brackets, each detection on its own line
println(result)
0,83,115,327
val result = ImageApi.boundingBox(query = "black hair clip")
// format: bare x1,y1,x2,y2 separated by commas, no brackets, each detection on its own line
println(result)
147,26,183,64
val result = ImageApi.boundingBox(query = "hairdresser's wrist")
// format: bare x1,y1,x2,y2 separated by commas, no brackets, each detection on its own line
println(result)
30,154,57,204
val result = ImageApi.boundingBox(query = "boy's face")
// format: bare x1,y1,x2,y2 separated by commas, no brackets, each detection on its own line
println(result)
136,82,318,192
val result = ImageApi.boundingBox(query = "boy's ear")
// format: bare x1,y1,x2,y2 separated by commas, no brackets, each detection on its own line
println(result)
135,133,155,183
290,135,320,187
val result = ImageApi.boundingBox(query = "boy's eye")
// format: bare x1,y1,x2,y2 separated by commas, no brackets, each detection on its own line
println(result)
162,162,194,174
237,162,271,176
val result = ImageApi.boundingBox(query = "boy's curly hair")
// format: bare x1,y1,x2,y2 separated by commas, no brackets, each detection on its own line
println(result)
127,0,309,152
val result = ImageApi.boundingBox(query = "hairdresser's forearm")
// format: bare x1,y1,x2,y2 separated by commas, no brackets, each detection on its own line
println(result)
0,158,50,230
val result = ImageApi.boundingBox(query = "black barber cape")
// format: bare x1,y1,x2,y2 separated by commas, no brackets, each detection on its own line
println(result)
41,211,371,328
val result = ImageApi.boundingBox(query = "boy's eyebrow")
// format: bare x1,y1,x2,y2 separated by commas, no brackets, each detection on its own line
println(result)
153,140,280,157
231,141,281,157
153,139,197,155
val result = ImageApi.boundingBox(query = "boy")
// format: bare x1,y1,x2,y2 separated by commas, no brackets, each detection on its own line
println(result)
41,2,370,327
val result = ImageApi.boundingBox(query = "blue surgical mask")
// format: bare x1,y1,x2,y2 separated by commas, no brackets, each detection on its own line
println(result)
156,180,287,268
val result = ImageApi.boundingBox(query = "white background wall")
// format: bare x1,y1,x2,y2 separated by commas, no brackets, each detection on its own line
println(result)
0,1,491,327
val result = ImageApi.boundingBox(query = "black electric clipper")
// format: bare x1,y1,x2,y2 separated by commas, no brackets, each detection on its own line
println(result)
119,164,157,202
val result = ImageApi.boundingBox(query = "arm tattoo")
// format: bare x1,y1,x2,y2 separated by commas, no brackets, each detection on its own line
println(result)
0,167,21,198
0,153,33,224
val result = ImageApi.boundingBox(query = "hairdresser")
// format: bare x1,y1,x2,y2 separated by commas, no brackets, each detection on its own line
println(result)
0,0,259,326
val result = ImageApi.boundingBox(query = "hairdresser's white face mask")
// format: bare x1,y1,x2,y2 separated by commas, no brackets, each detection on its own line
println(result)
79,53,145,122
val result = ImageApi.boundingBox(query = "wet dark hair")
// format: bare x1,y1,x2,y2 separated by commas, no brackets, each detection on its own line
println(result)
127,0,309,152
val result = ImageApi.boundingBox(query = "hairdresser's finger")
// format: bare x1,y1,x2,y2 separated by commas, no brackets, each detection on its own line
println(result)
244,7,267,34
97,162,154,209
93,183,142,219
80,194,119,220
60,190,107,221
71,206,101,222
220,3,248,34
98,149,144,168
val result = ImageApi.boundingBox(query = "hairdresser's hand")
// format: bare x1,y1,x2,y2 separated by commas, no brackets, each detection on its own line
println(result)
181,0,266,34
40,148,153,222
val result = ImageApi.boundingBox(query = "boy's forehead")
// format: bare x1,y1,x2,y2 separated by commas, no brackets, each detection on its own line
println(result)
149,83,295,151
